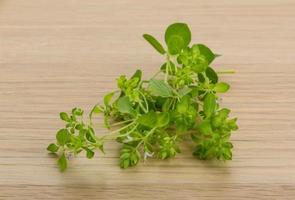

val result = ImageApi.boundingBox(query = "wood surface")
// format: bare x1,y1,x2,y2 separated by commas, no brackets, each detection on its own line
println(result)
1,0,295,199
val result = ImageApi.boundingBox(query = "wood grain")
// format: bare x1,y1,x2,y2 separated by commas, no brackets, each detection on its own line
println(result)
1,0,295,199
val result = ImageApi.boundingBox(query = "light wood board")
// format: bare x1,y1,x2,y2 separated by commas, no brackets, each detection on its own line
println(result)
0,0,295,199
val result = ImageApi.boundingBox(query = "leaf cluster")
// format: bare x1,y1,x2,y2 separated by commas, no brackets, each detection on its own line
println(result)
47,22,238,171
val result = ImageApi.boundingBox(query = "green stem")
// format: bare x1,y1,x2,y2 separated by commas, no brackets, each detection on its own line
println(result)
151,70,161,79
216,70,236,74
104,124,139,140
138,90,149,113
100,121,136,140
110,119,134,127
136,127,156,149
139,101,148,113
165,54,171,83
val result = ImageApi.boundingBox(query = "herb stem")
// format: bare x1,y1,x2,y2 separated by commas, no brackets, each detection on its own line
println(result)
216,70,236,74
110,119,134,127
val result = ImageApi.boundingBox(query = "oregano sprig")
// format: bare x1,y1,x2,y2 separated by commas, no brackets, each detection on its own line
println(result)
47,22,238,171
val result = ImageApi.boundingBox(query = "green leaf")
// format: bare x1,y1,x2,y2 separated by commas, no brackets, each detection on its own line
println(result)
138,111,157,128
86,149,95,159
198,73,205,83
148,79,173,97
47,143,59,153
203,93,216,118
117,96,134,114
59,112,70,122
143,34,166,55
227,118,238,130
212,115,223,128
193,44,215,64
104,92,114,107
91,104,103,114
56,129,70,146
57,153,67,172
86,127,97,143
131,69,142,81
197,120,213,135
72,107,83,116
214,82,230,93
191,60,207,73
165,23,191,55
119,145,140,168
219,108,230,119
157,112,170,127
176,95,190,113
89,104,104,119
178,87,192,97
206,67,218,84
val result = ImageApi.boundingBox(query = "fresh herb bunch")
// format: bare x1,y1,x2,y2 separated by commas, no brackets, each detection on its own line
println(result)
47,22,238,171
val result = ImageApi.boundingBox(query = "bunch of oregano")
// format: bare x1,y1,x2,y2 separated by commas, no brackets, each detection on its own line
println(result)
47,22,238,171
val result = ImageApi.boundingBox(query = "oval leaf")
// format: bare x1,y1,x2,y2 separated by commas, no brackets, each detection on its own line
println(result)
56,129,70,146
206,67,218,84
59,112,70,122
148,79,173,97
104,92,114,107
57,153,67,172
86,148,95,159
131,69,142,81
203,93,216,118
193,44,215,64
157,112,170,127
165,23,191,55
47,143,59,153
143,34,166,55
117,96,134,114
197,120,213,135
214,82,230,93
138,111,157,128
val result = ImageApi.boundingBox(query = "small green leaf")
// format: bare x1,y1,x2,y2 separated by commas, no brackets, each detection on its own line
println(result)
143,34,166,54
86,149,95,159
212,115,223,128
214,82,230,93
203,93,216,118
165,23,191,55
47,143,59,153
138,111,157,128
57,153,67,172
91,104,104,114
197,120,213,135
198,73,205,83
89,104,104,120
86,127,96,143
176,95,190,113
131,69,142,81
193,44,215,64
178,87,192,97
191,60,208,73
72,107,83,116
206,67,218,84
157,112,170,127
227,118,238,130
117,96,134,114
56,129,70,146
148,79,173,97
59,112,70,122
219,108,230,119
104,92,114,107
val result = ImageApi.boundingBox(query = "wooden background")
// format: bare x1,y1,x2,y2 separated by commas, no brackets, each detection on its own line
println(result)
0,0,295,199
